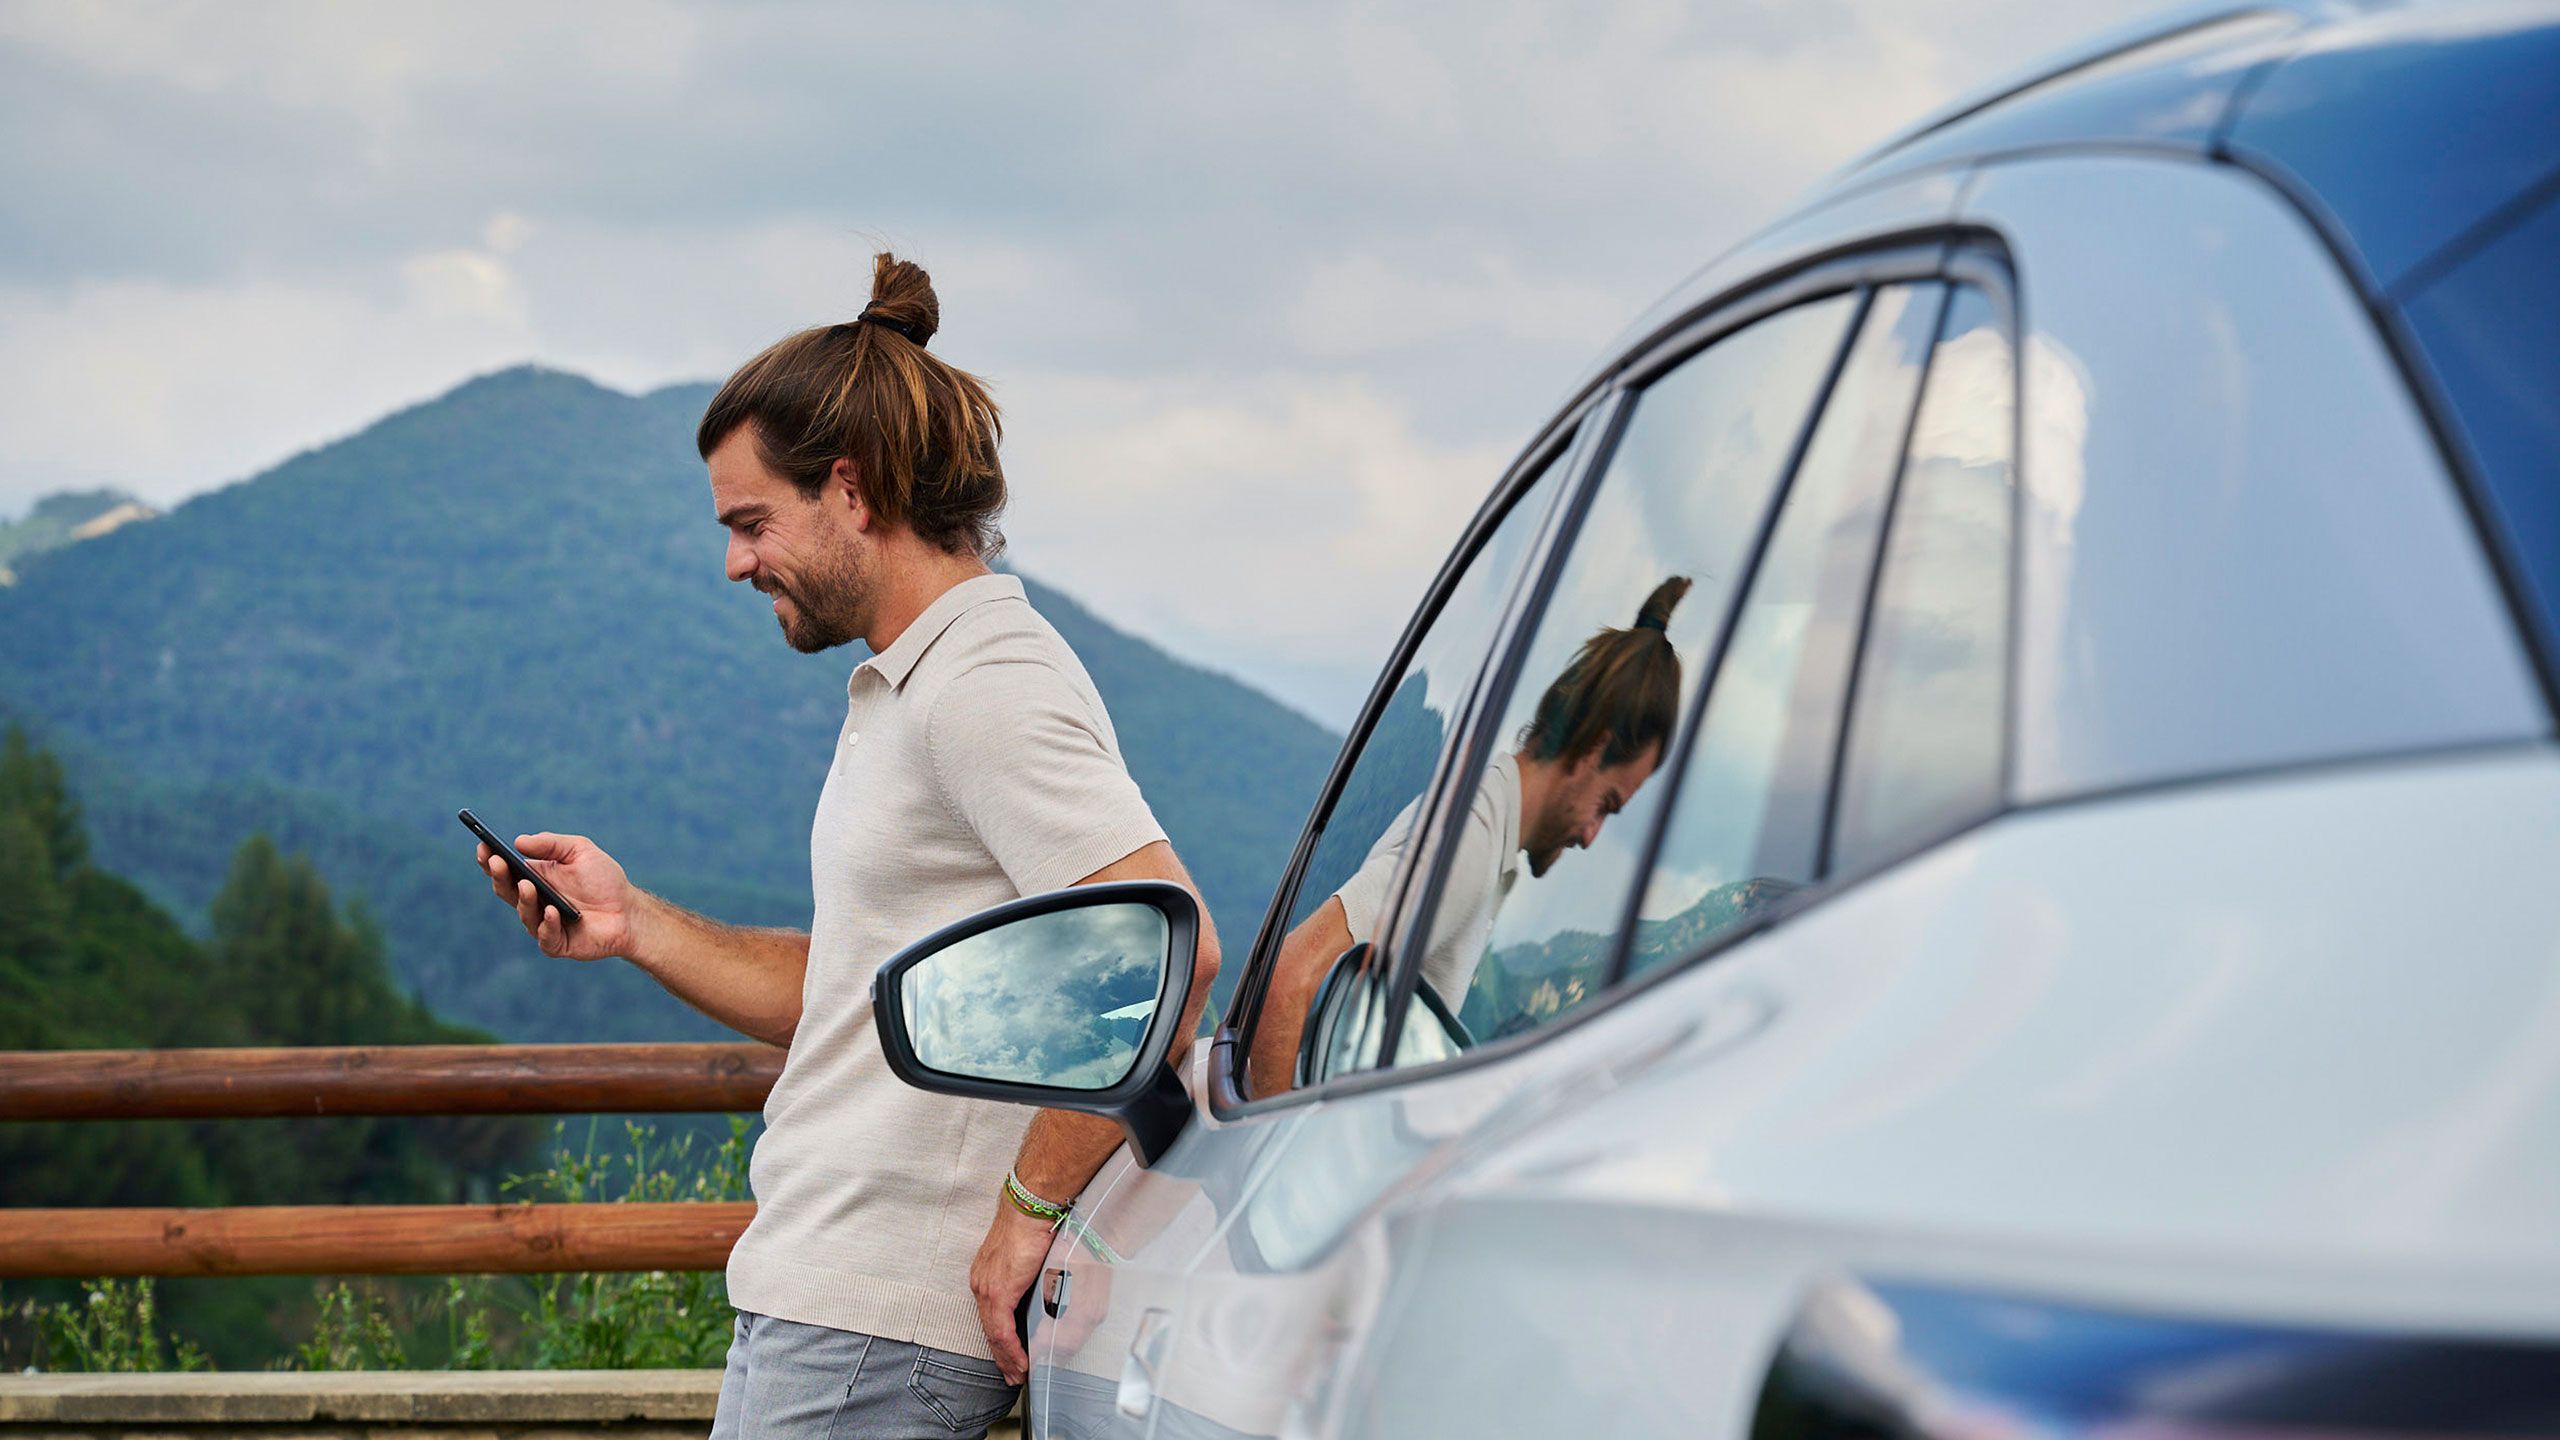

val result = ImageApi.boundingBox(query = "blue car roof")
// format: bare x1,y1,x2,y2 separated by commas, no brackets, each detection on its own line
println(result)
1836,0,2560,296
1820,0,2560,692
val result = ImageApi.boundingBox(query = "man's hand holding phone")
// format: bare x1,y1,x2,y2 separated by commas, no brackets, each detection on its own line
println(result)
474,828,638,961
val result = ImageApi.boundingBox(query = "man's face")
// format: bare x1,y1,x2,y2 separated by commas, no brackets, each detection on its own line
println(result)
1521,742,1661,878
708,428,869,653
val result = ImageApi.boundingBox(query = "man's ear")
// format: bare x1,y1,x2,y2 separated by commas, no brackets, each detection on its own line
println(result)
829,457,874,532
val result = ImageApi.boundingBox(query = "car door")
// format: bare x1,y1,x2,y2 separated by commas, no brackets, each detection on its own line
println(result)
1302,154,2553,1440
1148,253,1972,1438
1023,399,1589,1440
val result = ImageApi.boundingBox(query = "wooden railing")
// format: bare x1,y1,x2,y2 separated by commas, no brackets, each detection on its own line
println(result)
0,1044,782,1278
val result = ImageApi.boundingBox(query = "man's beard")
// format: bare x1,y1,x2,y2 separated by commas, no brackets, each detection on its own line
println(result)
764,533,868,654
1525,842,1564,878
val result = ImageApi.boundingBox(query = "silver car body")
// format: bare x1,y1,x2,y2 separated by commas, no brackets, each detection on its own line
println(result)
1016,3,2560,1434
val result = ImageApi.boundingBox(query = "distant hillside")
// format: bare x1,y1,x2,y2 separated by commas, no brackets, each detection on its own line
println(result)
0,488,155,580
0,367,1338,1040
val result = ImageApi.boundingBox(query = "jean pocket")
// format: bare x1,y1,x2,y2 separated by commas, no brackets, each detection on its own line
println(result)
906,1351,1019,1434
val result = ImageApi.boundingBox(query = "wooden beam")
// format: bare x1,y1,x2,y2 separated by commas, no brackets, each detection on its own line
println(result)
0,1044,784,1121
0,1203,757,1277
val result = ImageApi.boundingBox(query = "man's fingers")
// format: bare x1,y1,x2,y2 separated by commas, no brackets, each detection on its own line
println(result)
538,905,564,954
516,832,572,860
515,879,544,931
977,1288,1028,1383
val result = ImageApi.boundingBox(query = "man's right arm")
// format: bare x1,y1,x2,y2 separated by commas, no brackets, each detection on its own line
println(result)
481,831,808,1048
1246,896,1353,1097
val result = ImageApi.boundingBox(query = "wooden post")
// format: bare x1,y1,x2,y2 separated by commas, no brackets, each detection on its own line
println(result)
0,1045,784,1121
0,1203,758,1277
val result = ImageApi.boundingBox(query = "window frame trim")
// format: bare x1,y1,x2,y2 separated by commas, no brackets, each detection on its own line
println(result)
1206,236,2017,1115
1815,254,2023,882
1207,390,1608,1117
1379,244,1976,1065
1591,277,1946,990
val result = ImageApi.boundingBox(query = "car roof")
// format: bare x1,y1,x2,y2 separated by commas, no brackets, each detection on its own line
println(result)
1832,0,2560,294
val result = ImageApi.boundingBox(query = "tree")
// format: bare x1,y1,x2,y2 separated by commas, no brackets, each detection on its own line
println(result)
0,725,86,881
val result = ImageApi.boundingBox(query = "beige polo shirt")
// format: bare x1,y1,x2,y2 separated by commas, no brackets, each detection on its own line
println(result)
1332,751,1522,1006
723,573,1166,1357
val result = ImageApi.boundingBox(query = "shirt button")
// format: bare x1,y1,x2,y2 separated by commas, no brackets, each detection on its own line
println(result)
843,731,861,748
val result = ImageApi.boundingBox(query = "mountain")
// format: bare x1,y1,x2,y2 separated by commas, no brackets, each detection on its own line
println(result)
1459,875,1803,1040
0,367,1340,1041
0,488,157,582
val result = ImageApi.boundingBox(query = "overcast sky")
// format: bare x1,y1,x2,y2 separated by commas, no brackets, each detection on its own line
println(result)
0,0,2154,723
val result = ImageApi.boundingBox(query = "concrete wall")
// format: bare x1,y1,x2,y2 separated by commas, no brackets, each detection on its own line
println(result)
0,1373,1023,1440
0,1372,726,1440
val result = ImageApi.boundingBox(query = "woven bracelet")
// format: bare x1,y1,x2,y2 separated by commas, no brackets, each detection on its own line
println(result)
1004,1169,1070,1227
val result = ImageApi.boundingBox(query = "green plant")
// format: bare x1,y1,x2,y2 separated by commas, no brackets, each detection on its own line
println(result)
494,1116,750,1369
19,1278,210,1372
439,1278,497,1370
2,1119,750,1372
289,1283,407,1371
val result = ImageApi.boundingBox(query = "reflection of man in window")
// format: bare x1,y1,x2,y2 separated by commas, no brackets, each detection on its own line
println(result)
1250,578,1691,1093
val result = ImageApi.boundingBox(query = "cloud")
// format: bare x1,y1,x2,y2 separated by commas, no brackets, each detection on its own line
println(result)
903,901,1171,1088
1002,370,1515,720
0,255,538,507
0,0,2165,719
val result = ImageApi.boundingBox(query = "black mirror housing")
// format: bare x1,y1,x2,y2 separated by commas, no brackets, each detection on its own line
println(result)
870,879,1200,1166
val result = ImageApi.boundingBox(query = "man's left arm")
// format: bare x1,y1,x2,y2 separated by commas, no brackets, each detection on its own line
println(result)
967,838,1221,1382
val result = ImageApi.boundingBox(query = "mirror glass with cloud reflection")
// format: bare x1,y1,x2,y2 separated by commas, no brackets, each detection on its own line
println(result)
899,902,1172,1090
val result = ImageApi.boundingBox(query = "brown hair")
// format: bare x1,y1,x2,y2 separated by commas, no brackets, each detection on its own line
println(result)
696,252,1007,557
1521,576,1693,769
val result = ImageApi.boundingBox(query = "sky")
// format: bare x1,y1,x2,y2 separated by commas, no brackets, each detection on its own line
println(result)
0,0,2157,724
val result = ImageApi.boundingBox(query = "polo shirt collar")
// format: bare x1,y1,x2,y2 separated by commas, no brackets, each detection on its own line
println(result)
852,572,1023,695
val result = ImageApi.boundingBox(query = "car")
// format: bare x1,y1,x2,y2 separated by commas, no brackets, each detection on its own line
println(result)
872,2,2560,1434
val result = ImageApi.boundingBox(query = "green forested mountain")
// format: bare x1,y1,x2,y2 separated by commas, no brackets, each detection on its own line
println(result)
0,368,1340,1040
0,727,537,1364
0,727,532,1206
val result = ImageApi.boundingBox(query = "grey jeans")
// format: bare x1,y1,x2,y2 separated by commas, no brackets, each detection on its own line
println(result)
708,1311,1020,1440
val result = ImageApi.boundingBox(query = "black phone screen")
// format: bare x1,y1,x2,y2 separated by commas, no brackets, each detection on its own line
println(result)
457,809,583,925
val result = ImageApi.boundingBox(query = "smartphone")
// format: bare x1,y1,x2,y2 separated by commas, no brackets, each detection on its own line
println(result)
457,809,583,925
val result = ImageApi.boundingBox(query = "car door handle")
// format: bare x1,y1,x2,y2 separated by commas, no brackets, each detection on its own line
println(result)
1115,1306,1172,1420
1041,1265,1072,1318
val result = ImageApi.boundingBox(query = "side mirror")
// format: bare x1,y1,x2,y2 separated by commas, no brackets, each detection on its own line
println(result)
1295,944,1473,1088
871,880,1200,1166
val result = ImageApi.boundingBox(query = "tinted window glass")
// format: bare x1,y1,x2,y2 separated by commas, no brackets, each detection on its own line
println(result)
1241,444,1569,1094
1969,158,2543,803
1427,294,1866,1043
2401,189,2560,671
1830,285,2015,875
1629,283,1949,978
1286,457,1569,932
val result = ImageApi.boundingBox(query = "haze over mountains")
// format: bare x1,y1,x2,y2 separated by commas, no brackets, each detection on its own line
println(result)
0,367,1339,1041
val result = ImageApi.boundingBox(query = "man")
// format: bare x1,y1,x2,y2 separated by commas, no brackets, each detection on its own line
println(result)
473,252,1218,1438
1248,576,1689,1092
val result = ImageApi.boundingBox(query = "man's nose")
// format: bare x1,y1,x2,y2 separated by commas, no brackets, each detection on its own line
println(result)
724,534,756,583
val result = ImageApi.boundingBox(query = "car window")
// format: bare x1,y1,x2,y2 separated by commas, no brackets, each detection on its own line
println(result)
1424,291,1875,1044
1829,284,2015,876
1237,441,1572,1096
1332,290,1870,1062
1969,157,2543,803
1626,282,1951,979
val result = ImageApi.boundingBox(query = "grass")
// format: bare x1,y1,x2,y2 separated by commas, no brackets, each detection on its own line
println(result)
2,1117,750,1372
